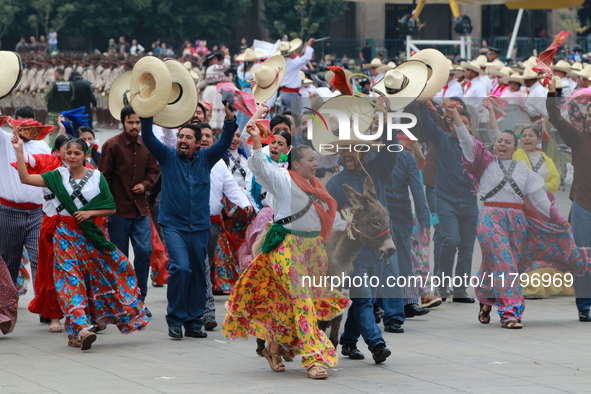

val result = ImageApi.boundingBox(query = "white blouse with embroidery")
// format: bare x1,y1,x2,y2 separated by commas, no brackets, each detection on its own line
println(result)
44,167,101,217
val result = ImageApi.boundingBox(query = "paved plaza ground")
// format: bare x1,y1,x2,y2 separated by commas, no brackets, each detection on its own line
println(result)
1,128,589,393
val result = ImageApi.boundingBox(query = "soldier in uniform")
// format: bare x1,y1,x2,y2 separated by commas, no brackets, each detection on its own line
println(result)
61,54,74,81
95,56,112,128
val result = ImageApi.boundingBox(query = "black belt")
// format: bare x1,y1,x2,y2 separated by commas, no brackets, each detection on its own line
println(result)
481,159,524,201
274,193,322,226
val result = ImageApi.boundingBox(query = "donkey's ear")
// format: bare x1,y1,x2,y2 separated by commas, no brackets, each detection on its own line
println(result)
363,176,378,200
343,184,367,208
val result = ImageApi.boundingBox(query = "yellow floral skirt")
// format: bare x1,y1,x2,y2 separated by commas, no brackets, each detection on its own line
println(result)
222,234,350,369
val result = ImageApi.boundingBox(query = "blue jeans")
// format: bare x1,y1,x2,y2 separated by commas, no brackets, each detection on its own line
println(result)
436,196,478,294
340,250,386,351
380,247,406,325
425,186,442,276
108,213,152,302
280,91,299,112
572,201,591,312
162,226,209,330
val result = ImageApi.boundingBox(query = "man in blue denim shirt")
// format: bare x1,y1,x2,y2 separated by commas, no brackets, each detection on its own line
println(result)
418,101,478,302
385,149,434,325
326,134,397,364
141,103,237,339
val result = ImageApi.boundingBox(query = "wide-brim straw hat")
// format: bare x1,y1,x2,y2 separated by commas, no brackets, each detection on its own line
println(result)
129,56,172,117
153,59,198,128
522,67,541,80
273,39,303,57
499,72,524,85
371,60,429,111
363,58,383,68
376,61,396,74
489,66,512,79
311,95,384,155
0,51,23,100
571,61,583,72
410,49,449,98
486,59,504,70
461,60,484,75
183,61,200,80
554,75,567,89
476,55,488,68
450,64,464,76
574,66,591,79
552,59,573,74
252,55,285,103
324,68,352,83
300,71,313,85
236,48,264,62
109,70,133,120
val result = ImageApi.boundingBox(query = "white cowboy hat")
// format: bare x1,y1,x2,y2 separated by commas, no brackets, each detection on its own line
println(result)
410,48,449,98
552,59,573,74
554,75,568,89
324,68,353,84
460,60,484,75
0,51,23,100
499,72,524,85
571,61,583,72
376,61,396,74
183,61,200,80
372,60,429,111
300,71,313,86
489,66,512,79
363,58,383,68
574,66,591,80
153,59,199,128
486,59,504,69
311,95,384,155
520,56,537,69
236,48,264,62
129,56,172,117
522,67,541,80
476,55,488,67
252,55,286,103
108,70,133,121
273,39,303,57
450,64,464,76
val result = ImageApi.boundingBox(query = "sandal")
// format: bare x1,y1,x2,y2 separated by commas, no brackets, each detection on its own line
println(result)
49,319,62,333
80,331,97,350
478,303,491,324
501,321,523,329
307,365,328,380
256,338,266,357
262,342,286,372
68,335,81,348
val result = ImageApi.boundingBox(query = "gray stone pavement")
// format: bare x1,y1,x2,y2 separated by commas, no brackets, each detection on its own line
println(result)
1,128,590,393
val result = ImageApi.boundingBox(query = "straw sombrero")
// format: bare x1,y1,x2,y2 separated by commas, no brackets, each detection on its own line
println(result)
376,61,396,74
363,58,383,68
552,60,573,74
153,59,199,128
574,66,591,79
300,71,313,86
554,75,568,89
0,51,23,100
236,48,264,62
273,39,303,57
129,56,172,117
476,55,488,67
522,67,541,80
183,61,200,80
371,60,429,111
499,72,524,85
489,66,512,79
571,62,583,72
311,95,384,155
410,49,449,98
324,68,352,83
252,55,285,103
460,60,484,75
108,70,132,120
486,59,504,70
450,64,464,76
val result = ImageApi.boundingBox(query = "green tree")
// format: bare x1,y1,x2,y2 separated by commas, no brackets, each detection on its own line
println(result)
0,0,19,49
263,0,346,40
30,0,76,35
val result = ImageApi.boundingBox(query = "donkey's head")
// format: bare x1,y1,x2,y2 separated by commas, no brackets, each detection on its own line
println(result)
343,177,396,259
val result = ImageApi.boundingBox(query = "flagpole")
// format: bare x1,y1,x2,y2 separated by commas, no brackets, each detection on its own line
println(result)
507,8,524,61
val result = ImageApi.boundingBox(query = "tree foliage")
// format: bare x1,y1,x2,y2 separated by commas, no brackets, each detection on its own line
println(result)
263,0,346,40
30,0,76,34
0,0,19,40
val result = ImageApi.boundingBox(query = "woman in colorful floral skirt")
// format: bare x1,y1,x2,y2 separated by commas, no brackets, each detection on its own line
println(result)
13,136,150,350
222,123,350,379
0,256,18,335
446,100,591,328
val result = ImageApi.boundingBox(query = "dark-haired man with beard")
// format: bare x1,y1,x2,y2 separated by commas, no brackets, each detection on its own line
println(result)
141,103,237,339
99,105,160,316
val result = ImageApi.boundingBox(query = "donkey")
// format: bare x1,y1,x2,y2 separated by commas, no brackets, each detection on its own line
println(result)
318,176,396,348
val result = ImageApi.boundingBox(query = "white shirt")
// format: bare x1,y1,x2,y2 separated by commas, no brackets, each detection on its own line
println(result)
209,159,251,217
1,129,51,204
43,167,101,217
249,147,345,232
130,44,144,55
462,78,487,111
457,124,550,217
433,78,463,104
478,75,492,93
281,47,314,89
228,149,253,190
561,77,573,97
526,81,548,117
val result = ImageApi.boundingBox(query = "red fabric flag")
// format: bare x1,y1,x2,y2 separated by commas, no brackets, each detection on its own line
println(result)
483,96,509,120
533,31,568,87
328,66,353,95
216,82,258,118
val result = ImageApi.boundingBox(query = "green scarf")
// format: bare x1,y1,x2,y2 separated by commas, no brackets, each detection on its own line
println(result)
41,169,117,252
260,222,320,254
